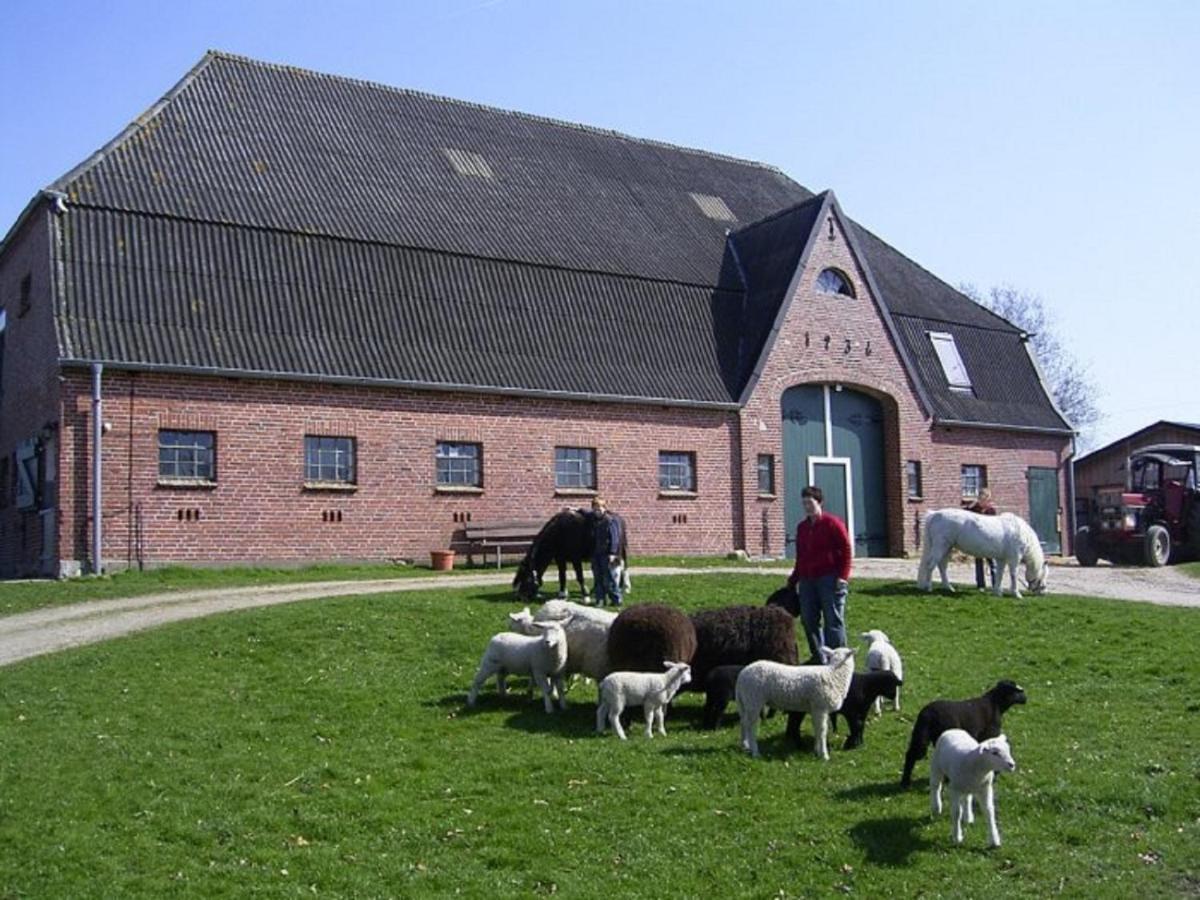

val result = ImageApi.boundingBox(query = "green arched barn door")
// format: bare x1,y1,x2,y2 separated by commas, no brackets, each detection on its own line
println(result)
781,384,887,558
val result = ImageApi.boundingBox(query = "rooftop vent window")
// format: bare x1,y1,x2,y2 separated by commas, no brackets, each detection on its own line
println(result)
689,192,737,222
442,148,494,179
928,331,973,392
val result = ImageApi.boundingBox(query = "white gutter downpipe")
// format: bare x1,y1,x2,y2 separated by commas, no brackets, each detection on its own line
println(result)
91,363,103,574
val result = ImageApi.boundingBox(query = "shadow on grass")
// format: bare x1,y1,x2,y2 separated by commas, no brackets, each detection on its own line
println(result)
503,704,601,737
836,779,909,802
852,580,925,598
848,814,933,866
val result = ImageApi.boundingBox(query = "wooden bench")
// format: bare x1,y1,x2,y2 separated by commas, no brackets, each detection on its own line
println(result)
455,519,546,568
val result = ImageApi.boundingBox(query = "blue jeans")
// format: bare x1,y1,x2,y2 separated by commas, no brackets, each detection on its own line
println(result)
975,557,997,589
591,555,622,606
796,574,848,659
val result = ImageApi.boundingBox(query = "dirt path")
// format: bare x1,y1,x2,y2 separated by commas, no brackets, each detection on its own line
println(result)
0,561,1194,669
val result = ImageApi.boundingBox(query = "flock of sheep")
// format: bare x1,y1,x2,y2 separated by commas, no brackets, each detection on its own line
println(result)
466,591,1026,848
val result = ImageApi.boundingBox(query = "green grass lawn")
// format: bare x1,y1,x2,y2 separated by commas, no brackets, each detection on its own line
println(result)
1,574,1197,898
1180,561,1200,579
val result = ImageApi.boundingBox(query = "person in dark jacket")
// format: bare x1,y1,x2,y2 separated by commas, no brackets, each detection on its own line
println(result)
967,487,998,590
785,485,852,660
586,497,624,607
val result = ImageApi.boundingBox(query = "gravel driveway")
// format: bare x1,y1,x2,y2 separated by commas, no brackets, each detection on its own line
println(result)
0,561,1194,670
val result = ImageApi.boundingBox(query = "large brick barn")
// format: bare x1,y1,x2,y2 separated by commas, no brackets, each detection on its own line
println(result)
0,52,1074,577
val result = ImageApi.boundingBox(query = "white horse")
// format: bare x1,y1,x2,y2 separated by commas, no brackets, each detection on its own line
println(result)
917,509,1048,598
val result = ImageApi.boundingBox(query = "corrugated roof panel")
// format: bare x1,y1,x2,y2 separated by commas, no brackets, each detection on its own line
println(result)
59,208,742,403
55,53,806,289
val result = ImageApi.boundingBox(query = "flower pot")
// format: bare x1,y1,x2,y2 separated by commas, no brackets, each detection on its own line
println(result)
430,549,455,571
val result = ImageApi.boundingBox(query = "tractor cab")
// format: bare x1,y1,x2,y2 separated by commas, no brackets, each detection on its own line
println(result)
1076,443,1200,567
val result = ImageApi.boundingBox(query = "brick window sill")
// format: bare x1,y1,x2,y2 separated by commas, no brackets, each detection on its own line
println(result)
658,490,698,500
303,482,358,493
156,478,217,490
554,488,598,498
908,496,924,503
757,492,777,500
436,485,484,495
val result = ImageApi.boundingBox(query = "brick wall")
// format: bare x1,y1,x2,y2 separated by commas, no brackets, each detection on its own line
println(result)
58,370,744,570
0,203,62,577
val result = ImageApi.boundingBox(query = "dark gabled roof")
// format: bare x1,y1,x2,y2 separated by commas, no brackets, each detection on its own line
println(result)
58,207,744,404
890,315,1071,431
52,52,807,290
848,223,1016,331
38,51,1069,429
728,194,827,390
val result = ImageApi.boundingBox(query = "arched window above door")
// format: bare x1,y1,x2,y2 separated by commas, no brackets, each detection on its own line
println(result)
816,268,855,297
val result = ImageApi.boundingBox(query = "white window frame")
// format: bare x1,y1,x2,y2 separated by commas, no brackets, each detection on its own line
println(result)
961,464,987,500
555,446,597,490
806,455,856,560
658,451,696,492
928,331,973,391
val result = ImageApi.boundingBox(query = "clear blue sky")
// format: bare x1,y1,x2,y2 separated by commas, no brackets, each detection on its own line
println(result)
2,1,1197,451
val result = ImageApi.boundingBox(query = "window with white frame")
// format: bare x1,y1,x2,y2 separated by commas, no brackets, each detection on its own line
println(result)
305,435,356,484
961,464,987,499
907,460,923,499
928,331,973,391
757,454,775,495
158,430,216,481
659,451,696,492
555,446,596,490
437,441,482,487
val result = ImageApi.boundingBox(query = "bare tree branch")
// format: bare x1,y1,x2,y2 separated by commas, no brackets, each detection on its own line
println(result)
960,283,1104,449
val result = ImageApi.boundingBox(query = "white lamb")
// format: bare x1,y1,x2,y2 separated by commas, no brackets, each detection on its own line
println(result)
467,621,570,713
595,661,692,740
861,629,904,715
510,600,617,682
735,646,856,760
929,729,1017,848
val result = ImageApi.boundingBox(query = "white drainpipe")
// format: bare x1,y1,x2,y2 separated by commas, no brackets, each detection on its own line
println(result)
92,362,103,574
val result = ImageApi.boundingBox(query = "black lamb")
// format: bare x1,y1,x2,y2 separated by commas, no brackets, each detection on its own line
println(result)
701,664,745,729
900,679,1027,786
830,671,902,750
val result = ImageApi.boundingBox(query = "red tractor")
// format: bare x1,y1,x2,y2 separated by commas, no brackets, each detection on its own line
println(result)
1075,444,1200,567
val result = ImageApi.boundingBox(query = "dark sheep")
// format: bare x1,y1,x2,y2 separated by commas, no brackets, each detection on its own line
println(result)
765,586,800,619
900,679,1027,786
606,604,697,675
830,671,903,750
701,664,745,729
689,605,799,699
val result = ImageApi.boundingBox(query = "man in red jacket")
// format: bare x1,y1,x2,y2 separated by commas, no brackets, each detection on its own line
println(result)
785,485,852,660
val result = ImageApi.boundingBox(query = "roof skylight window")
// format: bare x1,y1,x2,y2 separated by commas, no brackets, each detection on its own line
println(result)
689,192,737,222
928,331,973,391
442,148,494,179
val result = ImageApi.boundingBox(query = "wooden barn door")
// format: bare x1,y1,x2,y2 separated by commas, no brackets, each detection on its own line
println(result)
1027,466,1061,554
781,385,826,559
782,384,887,559
830,389,887,557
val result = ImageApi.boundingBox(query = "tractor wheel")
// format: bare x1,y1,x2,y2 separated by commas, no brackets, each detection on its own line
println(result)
1142,524,1171,567
1074,527,1099,567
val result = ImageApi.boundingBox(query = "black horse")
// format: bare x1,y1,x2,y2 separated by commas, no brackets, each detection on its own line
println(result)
512,509,629,602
